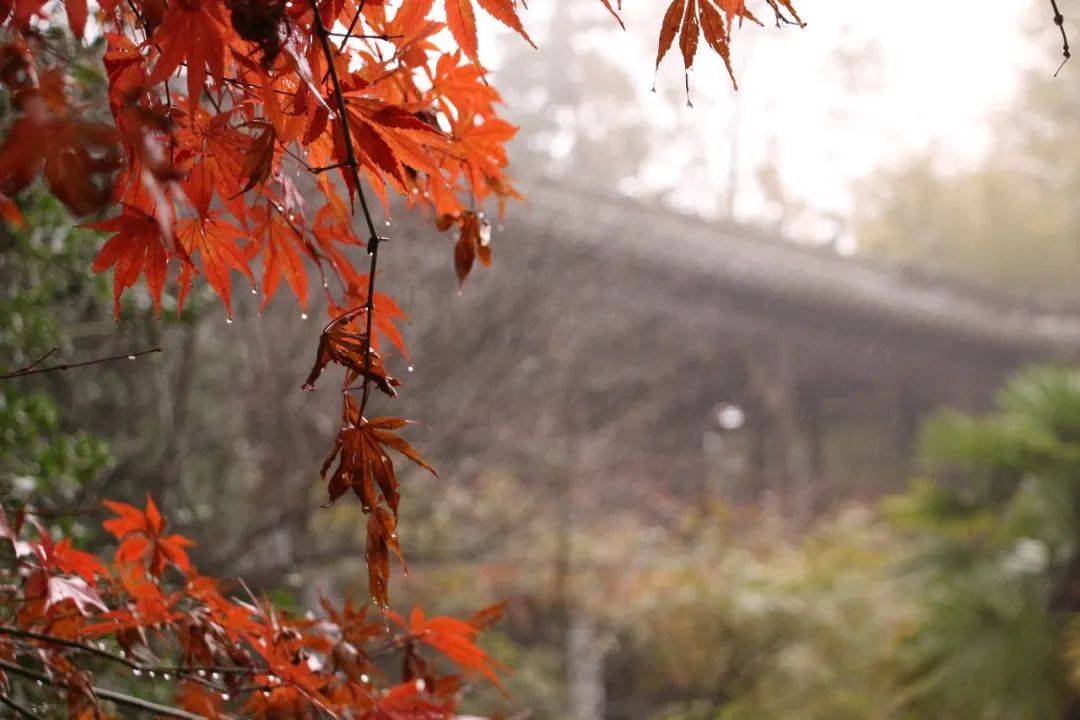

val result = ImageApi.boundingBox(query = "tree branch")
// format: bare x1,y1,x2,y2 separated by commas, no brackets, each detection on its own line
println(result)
0,659,206,720
0,347,162,380
1050,0,1070,75
0,626,254,680
0,693,35,719
308,0,385,417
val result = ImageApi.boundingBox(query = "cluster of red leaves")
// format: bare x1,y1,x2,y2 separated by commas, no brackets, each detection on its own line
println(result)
0,499,504,718
0,0,524,323
654,0,801,91
0,0,528,607
0,0,800,621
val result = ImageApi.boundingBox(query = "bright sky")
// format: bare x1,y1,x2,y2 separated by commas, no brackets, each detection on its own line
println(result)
481,0,1058,244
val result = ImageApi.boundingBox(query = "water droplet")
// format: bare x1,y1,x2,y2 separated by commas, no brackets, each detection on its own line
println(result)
36,680,43,687
148,670,156,678
407,365,414,372
127,354,136,360
300,312,309,320
225,317,233,325
360,673,370,683
415,679,426,692
221,692,231,701
133,669,142,677
162,673,171,681
119,650,126,658
198,670,207,678
267,674,279,684
251,286,258,295
384,219,391,227
211,672,222,681
262,690,271,698
97,642,106,650
479,219,492,248
497,224,504,232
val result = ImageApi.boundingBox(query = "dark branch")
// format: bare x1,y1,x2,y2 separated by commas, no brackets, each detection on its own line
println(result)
0,659,205,720
0,694,35,719
0,347,162,381
1051,0,1071,75
0,625,254,680
308,0,386,418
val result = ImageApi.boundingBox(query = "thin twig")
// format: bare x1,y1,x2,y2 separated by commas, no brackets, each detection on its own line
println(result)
0,347,162,380
0,660,205,720
0,625,252,678
0,694,36,719
309,0,385,418
335,0,369,53
1051,0,1071,75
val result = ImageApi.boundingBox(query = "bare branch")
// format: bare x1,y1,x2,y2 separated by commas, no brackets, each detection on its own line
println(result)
0,694,35,719
1051,0,1071,75
0,659,205,720
0,347,162,381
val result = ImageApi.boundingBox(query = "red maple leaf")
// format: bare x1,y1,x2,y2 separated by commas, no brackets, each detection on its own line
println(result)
88,205,174,318
102,496,195,577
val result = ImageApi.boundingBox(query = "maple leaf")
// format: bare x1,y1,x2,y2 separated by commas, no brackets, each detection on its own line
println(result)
176,109,252,219
28,526,108,582
443,0,533,64
366,506,400,608
64,0,88,38
321,409,437,511
146,0,230,113
237,120,277,194
103,496,195,577
655,0,746,87
251,204,312,309
331,280,409,356
0,114,122,216
302,306,402,395
87,205,174,318
176,213,253,316
402,606,504,687
47,575,107,616
451,210,492,286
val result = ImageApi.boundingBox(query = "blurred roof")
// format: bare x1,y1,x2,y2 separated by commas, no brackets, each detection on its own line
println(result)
516,179,1080,357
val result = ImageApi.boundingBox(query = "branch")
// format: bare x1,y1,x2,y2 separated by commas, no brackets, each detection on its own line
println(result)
0,694,35,719
0,347,162,380
308,0,385,417
0,659,206,720
1051,0,1071,75
0,626,254,680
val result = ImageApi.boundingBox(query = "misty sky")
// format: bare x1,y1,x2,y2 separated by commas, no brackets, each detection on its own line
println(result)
480,0,1062,245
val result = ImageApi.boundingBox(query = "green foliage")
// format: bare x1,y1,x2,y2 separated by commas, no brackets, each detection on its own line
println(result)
887,366,1080,719
595,367,1080,720
0,192,112,508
